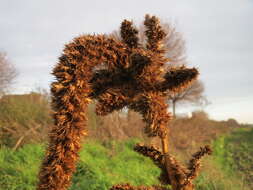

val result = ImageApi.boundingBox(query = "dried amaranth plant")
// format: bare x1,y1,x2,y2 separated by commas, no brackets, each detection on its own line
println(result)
37,14,211,190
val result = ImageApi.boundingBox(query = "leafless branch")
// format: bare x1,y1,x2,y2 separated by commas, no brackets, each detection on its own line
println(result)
0,52,18,95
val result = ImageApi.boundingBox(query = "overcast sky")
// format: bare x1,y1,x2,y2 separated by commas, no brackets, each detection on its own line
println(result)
0,0,252,123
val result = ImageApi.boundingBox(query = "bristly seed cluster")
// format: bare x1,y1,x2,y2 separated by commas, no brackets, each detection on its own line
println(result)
37,14,207,190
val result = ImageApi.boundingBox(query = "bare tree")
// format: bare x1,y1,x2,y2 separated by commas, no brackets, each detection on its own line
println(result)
0,52,17,95
159,24,208,117
160,22,187,66
168,80,207,117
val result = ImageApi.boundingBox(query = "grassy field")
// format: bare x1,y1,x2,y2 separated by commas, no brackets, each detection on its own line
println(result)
0,93,252,190
1,128,252,190
187,127,253,190
212,128,253,189
0,139,163,190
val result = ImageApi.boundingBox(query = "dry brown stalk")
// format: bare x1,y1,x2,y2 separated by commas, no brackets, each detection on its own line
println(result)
134,143,170,185
12,124,41,151
134,144,212,190
37,14,209,190
110,184,168,190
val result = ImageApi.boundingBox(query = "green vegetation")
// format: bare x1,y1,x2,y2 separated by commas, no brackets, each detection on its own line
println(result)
169,125,252,190
191,127,253,190
0,144,44,190
1,128,252,190
0,93,51,126
0,139,162,190
194,167,247,190
0,93,52,147
1,93,252,190
212,128,253,189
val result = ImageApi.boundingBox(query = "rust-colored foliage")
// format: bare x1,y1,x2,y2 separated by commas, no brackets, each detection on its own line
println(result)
134,144,170,185
110,184,168,190
37,15,209,190
134,144,211,190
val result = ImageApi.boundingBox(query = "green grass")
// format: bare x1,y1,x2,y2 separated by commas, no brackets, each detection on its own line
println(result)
1,128,252,190
212,128,253,189
175,127,253,190
0,144,44,190
194,127,253,190
0,139,162,190
71,139,162,190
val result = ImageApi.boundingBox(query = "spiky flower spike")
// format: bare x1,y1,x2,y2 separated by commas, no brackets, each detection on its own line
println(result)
110,184,168,190
134,144,212,190
37,15,203,190
120,20,139,48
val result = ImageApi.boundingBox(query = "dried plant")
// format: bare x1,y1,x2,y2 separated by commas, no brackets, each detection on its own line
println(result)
134,144,212,190
110,184,168,190
168,80,206,117
37,15,210,190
